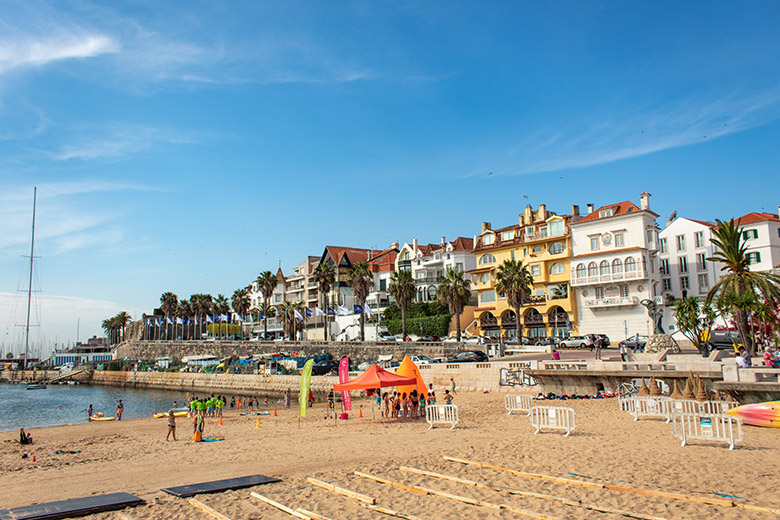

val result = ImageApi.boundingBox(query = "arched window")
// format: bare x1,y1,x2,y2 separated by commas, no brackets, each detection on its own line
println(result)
625,257,637,272
599,260,610,276
612,258,623,273
549,241,565,255
576,263,586,278
479,254,496,265
401,251,411,261
549,262,565,274
427,286,437,300
587,262,598,277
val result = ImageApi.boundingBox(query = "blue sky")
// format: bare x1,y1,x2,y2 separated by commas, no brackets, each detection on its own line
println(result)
1,1,779,353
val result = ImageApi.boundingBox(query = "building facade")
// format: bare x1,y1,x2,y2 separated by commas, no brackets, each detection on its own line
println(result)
735,210,780,273
395,236,476,303
471,204,579,341
571,192,661,342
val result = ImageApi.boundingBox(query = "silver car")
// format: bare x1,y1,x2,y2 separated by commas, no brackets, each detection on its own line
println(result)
557,336,594,349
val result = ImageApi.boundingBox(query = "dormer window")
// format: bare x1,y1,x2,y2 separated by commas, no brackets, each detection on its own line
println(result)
599,209,613,218
483,233,495,245
526,226,535,238
501,231,514,241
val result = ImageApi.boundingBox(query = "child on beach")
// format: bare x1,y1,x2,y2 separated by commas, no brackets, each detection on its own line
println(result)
382,392,390,418
166,411,177,441
116,400,124,421
419,393,426,417
393,392,401,418
444,390,453,405
450,378,457,395
401,393,408,418
428,384,436,405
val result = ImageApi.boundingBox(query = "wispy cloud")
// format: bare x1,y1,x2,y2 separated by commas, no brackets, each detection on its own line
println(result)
493,88,780,176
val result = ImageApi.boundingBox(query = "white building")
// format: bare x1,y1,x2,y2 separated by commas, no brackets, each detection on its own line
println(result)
570,192,662,342
736,210,780,273
395,236,476,303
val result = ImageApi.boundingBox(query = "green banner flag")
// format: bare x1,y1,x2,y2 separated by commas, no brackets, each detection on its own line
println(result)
299,358,314,418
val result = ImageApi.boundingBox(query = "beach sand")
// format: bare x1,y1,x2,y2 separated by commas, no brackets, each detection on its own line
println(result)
2,392,779,519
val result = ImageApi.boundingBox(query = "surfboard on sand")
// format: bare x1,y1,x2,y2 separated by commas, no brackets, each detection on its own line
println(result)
396,355,428,400
726,401,780,428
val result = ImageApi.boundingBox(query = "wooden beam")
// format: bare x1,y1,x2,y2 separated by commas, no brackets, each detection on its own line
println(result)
186,498,232,520
413,484,560,520
354,471,429,495
444,456,604,489
400,466,666,520
249,492,309,519
360,503,427,520
306,477,376,505
295,507,335,520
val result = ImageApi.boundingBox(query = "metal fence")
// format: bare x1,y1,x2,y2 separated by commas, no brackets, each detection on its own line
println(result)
504,394,533,415
630,396,672,422
529,406,576,436
426,404,459,430
672,412,744,450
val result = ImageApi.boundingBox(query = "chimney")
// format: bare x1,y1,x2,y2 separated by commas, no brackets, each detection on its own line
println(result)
390,241,399,250
441,236,446,246
571,204,580,216
586,203,594,214
473,235,477,249
524,205,532,224
640,191,651,211
481,222,491,232
412,238,418,254
537,204,547,221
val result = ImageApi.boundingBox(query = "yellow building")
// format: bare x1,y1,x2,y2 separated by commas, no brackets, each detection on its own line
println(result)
469,204,580,341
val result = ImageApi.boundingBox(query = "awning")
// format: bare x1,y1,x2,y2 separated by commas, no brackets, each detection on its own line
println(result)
333,363,416,391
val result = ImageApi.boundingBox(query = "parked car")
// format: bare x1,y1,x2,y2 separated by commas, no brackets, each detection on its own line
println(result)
557,336,594,349
411,355,434,365
705,330,742,350
376,332,395,343
416,335,437,343
311,360,340,375
382,360,401,370
592,334,611,347
534,337,558,346
618,335,649,352
449,350,489,363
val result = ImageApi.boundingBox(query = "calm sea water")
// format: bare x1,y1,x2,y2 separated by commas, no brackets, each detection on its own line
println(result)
0,383,195,432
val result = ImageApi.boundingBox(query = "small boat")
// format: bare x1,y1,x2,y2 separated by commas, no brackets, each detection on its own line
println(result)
26,384,47,390
89,414,115,422
153,408,190,419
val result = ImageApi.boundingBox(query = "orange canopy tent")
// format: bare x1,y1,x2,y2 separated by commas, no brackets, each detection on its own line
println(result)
333,363,416,391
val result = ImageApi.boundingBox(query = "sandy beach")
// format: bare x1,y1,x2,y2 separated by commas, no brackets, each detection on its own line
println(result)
2,391,779,519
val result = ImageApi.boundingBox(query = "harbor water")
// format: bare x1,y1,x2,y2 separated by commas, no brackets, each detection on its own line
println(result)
0,383,196,432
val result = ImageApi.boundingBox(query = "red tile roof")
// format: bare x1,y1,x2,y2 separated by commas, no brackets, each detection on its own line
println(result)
687,218,716,228
575,201,658,224
414,237,474,257
736,212,780,225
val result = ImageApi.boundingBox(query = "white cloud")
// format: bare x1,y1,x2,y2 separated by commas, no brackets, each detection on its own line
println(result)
48,124,199,161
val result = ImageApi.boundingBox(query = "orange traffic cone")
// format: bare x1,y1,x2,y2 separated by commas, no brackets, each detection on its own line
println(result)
256,417,260,428
273,408,277,417
219,416,223,426
359,407,363,418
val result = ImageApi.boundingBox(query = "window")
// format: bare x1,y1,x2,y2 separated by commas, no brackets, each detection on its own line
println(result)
660,259,669,275
538,226,548,239
501,230,514,241
510,250,515,260
549,241,564,255
698,274,709,291
742,229,758,240
479,273,490,284
680,276,690,290
660,238,667,253
595,287,605,300
647,229,654,243
696,253,706,271
576,263,586,279
532,246,543,254
620,285,629,298
526,226,535,238
599,260,610,276
747,252,762,264
587,262,598,277
599,209,613,218
614,232,625,247
530,264,541,276
480,290,496,304
456,262,464,272
482,234,495,245
549,220,564,236
548,283,568,299
550,262,565,275
612,258,623,274
676,235,686,251
624,257,637,272
590,236,600,251
416,271,426,279
694,231,705,248
479,254,496,265
379,279,386,291
679,256,688,273
662,278,672,291
401,251,411,261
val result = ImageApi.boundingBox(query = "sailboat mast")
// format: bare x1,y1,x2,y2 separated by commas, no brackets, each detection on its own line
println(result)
24,187,37,370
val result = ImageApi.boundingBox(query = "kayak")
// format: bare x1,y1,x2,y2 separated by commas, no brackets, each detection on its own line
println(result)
726,401,780,428
89,416,115,422
154,411,189,419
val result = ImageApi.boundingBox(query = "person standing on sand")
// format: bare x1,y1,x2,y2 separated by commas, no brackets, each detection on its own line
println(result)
166,411,177,441
285,388,291,408
428,384,436,405
116,400,124,421
450,378,457,395
444,390,453,405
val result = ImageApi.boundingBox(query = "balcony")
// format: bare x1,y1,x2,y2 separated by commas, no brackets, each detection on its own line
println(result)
571,270,647,286
584,296,638,308
414,276,441,285
526,295,547,305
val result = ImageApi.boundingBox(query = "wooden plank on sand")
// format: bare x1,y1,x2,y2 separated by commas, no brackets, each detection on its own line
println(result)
354,471,429,495
444,456,604,489
413,484,561,520
360,503,427,520
306,478,376,505
249,492,308,519
186,498,232,520
400,466,667,520
295,507,335,520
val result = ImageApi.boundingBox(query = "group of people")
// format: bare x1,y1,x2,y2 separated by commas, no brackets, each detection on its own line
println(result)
375,381,455,420
763,348,780,368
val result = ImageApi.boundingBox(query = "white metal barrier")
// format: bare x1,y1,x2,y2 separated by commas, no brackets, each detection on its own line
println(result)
505,394,533,415
618,393,636,413
529,406,576,436
631,396,672,422
672,412,744,450
426,404,459,430
699,400,739,414
671,399,700,417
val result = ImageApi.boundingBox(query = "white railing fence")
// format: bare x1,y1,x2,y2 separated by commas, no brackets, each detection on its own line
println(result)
672,412,744,450
699,400,739,414
505,394,533,415
631,396,672,422
426,404,459,430
529,406,576,436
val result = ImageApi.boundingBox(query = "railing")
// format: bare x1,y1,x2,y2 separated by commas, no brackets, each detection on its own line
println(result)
426,404,459,429
505,394,532,415
414,276,440,284
526,295,546,305
529,406,576,436
630,396,672,422
672,412,743,450
584,296,638,308
571,270,647,286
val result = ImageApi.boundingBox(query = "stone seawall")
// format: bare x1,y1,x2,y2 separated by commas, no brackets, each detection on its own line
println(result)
115,340,463,363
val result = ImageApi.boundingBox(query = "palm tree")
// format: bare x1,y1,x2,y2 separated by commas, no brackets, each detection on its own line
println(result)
312,262,336,341
438,268,472,342
389,269,415,340
256,271,278,339
177,299,190,339
214,294,230,339
495,259,534,343
190,293,213,339
160,292,178,340
277,301,304,341
232,288,250,339
114,311,131,343
706,219,780,354
346,262,374,341
101,316,117,345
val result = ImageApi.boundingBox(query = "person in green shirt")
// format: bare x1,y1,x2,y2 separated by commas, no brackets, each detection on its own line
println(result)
216,398,224,418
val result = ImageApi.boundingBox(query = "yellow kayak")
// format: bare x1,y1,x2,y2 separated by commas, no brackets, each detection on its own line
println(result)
89,415,115,422
154,411,189,419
